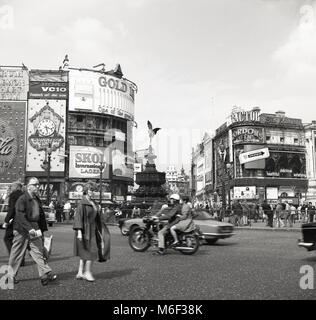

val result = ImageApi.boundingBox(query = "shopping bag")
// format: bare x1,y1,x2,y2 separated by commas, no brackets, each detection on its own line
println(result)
43,235,53,260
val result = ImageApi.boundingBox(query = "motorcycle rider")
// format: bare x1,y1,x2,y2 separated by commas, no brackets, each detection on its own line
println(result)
170,195,193,246
152,194,182,255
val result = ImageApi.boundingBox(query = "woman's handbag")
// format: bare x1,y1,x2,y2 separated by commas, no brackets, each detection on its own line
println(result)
43,235,53,260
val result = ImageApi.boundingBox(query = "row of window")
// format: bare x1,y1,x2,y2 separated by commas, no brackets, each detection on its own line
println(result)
266,136,300,144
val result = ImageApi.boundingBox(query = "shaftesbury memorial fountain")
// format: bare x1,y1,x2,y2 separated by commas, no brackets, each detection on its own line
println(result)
134,121,168,206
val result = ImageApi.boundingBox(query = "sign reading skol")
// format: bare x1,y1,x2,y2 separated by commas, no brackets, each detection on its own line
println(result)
239,147,270,164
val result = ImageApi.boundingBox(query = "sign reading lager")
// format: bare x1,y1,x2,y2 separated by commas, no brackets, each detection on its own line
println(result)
69,146,109,179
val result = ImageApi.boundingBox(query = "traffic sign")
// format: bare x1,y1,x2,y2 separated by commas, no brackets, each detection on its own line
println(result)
239,147,269,164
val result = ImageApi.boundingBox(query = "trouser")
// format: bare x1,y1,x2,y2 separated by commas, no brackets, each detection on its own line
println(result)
309,213,314,223
4,225,14,254
9,230,52,278
267,213,273,227
158,225,169,249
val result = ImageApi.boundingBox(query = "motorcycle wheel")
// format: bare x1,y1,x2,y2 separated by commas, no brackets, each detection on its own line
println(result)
178,234,200,255
128,227,151,252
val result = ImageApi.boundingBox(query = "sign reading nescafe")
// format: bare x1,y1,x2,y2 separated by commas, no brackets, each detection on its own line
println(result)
29,81,68,99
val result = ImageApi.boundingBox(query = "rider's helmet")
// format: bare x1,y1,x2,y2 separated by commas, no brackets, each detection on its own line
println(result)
169,194,180,202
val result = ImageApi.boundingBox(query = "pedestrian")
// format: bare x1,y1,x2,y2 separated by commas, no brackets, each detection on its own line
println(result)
231,200,242,226
275,200,285,228
63,200,72,222
283,201,291,227
289,204,296,227
262,200,273,228
8,177,57,285
73,182,110,282
241,200,250,226
301,202,308,223
3,181,24,255
307,202,316,223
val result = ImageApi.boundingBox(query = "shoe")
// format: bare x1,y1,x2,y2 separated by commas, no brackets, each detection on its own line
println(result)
171,241,180,247
153,248,166,255
76,272,84,280
41,272,57,286
83,272,95,282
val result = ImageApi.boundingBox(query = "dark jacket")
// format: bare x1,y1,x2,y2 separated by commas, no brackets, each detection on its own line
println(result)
13,192,48,236
73,198,110,262
5,189,24,223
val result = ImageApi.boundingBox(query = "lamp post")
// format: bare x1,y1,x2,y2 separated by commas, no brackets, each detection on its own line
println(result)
98,162,106,205
218,141,226,221
41,141,52,206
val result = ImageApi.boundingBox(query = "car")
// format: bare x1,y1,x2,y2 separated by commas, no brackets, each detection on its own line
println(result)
43,206,57,227
118,209,235,244
0,204,8,228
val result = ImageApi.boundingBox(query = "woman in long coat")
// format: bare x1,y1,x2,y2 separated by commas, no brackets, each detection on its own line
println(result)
73,183,110,282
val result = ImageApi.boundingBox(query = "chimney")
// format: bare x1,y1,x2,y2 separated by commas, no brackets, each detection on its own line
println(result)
275,110,286,117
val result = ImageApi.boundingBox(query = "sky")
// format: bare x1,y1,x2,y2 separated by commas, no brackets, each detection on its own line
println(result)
1,0,316,173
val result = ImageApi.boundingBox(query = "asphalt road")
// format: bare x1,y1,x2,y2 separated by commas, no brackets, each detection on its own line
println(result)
0,224,315,300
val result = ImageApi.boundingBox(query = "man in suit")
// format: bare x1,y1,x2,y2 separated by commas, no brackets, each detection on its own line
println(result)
8,177,57,286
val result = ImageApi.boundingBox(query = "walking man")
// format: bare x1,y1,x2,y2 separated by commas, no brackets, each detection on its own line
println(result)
262,200,273,228
8,177,57,285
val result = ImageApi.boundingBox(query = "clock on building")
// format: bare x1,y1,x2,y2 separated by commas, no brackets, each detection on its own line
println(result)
37,119,56,136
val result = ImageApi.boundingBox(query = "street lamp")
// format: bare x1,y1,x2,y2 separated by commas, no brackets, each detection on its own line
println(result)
41,141,52,206
218,141,227,221
98,162,106,205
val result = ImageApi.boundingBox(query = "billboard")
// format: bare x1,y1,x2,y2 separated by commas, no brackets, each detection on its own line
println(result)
69,69,136,120
0,101,27,183
26,99,66,172
69,145,110,179
29,81,68,99
0,67,28,100
233,186,256,199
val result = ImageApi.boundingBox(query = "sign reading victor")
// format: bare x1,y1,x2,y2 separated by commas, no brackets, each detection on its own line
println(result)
26,99,66,172
0,102,26,182
239,147,269,164
69,146,109,179
29,82,68,99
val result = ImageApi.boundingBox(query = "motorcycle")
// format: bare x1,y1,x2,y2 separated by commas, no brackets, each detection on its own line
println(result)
128,216,200,255
298,222,316,251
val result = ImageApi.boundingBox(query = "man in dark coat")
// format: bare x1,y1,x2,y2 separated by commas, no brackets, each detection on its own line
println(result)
8,177,57,285
3,182,24,254
262,200,273,228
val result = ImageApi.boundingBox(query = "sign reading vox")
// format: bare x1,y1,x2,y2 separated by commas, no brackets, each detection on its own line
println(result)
239,147,269,164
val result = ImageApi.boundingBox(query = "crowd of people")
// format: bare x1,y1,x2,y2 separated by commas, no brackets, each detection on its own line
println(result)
192,199,316,228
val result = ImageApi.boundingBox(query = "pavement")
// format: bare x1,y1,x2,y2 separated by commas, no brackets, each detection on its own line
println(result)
57,219,304,232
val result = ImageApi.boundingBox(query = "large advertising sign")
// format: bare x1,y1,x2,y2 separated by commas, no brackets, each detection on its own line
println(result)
233,186,256,199
232,127,264,144
0,101,26,183
29,81,68,99
0,67,28,100
26,99,66,172
69,69,136,120
69,146,110,179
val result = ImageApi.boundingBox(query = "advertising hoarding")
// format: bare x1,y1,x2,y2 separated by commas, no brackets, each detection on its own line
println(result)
69,69,136,120
266,187,278,200
26,99,66,172
0,101,26,182
69,145,110,179
233,186,256,199
0,67,28,100
29,81,68,99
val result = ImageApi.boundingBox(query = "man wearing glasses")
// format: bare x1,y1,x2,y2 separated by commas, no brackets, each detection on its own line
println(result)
8,177,57,286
